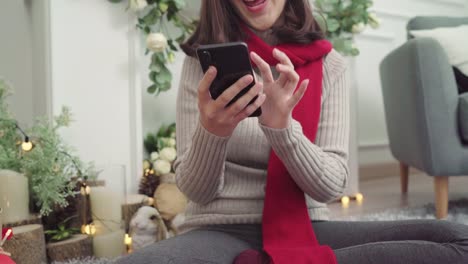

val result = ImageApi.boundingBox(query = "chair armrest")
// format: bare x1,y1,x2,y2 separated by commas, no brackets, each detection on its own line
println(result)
380,37,467,175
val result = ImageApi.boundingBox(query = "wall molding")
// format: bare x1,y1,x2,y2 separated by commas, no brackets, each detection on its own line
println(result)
359,161,423,182
358,31,396,42
359,141,390,149
418,0,467,8
127,13,144,193
373,8,414,21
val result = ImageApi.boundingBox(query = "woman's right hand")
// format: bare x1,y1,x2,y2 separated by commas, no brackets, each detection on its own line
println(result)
198,66,266,137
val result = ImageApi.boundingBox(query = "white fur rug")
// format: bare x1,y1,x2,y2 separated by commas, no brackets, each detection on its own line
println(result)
340,198,468,223
55,199,468,264
53,257,115,264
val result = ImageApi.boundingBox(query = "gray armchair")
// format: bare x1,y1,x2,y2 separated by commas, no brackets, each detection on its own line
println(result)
379,16,468,219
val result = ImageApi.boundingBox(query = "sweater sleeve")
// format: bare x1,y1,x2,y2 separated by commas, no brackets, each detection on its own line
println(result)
174,56,230,205
260,53,349,203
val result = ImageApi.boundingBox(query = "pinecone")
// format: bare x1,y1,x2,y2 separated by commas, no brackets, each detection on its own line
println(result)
139,172,160,197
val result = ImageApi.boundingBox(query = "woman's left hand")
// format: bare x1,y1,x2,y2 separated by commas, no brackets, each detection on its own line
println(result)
250,49,309,129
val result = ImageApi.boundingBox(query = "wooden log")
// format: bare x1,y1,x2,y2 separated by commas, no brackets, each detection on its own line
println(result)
122,194,149,232
2,224,47,264
46,234,93,262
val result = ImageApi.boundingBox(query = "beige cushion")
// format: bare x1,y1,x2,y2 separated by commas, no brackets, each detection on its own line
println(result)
411,25,468,76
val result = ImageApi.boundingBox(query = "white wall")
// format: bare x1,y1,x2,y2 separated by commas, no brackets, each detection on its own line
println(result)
355,0,468,165
0,1,34,126
48,0,141,191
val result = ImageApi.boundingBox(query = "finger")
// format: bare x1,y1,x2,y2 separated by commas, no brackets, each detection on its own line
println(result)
198,66,217,103
226,82,263,116
273,48,294,69
276,64,293,87
214,74,254,109
233,93,266,123
276,64,300,92
250,52,274,83
289,79,309,107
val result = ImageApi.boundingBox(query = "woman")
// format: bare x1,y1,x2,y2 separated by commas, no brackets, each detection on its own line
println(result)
118,0,468,263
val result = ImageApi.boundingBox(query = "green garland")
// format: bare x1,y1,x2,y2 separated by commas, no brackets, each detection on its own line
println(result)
111,0,197,95
315,0,380,56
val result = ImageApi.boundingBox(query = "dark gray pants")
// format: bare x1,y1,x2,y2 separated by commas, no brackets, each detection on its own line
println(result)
116,220,468,264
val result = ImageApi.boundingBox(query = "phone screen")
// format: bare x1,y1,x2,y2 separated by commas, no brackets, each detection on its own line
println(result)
197,42,261,117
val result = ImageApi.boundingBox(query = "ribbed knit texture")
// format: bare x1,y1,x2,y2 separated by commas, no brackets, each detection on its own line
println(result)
175,50,349,232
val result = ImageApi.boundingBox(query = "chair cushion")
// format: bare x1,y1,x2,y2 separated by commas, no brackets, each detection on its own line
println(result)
410,25,468,76
460,93,468,142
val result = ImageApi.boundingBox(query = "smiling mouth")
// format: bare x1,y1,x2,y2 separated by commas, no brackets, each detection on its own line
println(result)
241,0,268,13
242,0,267,8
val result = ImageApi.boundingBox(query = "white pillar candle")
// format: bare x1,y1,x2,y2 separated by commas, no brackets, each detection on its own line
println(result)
0,170,29,224
90,186,123,235
93,230,126,258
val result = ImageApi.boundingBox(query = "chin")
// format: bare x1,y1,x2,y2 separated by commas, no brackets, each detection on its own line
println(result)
231,0,285,31
248,19,274,31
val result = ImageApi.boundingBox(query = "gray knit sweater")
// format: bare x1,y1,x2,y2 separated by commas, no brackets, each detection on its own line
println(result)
174,50,349,232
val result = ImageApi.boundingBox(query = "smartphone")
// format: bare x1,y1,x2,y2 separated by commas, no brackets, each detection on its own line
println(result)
196,42,262,117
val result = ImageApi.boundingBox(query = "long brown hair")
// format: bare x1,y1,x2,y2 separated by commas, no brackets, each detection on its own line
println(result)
181,0,325,56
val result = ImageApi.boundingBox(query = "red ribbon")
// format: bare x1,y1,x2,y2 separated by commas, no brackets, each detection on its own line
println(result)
1,228,13,241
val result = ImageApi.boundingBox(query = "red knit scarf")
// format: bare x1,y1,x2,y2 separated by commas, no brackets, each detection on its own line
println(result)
233,28,336,264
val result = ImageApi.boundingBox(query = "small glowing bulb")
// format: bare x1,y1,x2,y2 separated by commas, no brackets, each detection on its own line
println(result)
146,197,155,206
80,185,91,195
341,196,350,207
356,193,364,203
125,234,132,246
82,224,96,235
149,169,155,174
21,140,33,152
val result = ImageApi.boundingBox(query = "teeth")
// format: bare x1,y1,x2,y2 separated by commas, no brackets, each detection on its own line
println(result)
243,0,265,7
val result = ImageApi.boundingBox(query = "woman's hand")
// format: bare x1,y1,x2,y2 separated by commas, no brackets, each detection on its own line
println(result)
198,66,266,137
250,49,309,129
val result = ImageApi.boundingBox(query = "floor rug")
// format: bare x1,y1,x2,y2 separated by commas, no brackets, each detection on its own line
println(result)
341,198,468,224
55,199,468,264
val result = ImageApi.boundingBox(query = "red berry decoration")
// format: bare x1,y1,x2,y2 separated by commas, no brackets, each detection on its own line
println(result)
1,228,13,240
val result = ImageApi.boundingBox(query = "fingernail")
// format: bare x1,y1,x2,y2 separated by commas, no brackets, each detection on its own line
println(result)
208,66,215,74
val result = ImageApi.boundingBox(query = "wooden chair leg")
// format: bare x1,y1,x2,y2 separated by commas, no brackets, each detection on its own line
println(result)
434,176,449,219
399,162,409,194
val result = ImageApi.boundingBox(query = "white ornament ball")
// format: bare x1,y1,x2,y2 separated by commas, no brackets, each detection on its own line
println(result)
351,23,365,34
154,159,172,175
146,33,168,53
129,0,148,12
159,147,177,162
150,152,160,161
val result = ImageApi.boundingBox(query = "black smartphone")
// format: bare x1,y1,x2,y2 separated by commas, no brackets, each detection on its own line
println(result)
196,42,262,117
